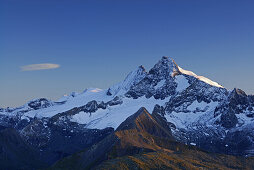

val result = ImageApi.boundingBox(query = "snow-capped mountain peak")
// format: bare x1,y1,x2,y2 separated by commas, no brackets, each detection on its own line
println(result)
148,56,179,79
151,56,223,88
106,65,147,96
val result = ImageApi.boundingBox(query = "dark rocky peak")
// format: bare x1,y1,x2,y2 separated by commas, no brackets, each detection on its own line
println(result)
125,57,180,99
123,65,147,82
230,88,247,98
136,65,146,74
148,56,179,80
28,98,53,110
227,88,249,113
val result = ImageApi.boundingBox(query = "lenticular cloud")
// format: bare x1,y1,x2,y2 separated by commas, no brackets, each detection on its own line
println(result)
21,63,60,71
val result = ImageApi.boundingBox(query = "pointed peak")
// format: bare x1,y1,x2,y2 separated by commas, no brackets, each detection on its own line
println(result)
136,107,149,115
128,107,150,118
162,56,169,59
160,56,173,62
107,66,147,96
231,88,247,97
138,65,146,72
148,56,179,78
158,56,178,68
135,65,147,74
116,107,151,131
27,98,53,110
116,107,173,139
161,56,175,62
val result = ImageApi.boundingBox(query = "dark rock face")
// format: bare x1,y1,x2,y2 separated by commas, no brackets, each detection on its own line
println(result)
214,88,254,128
228,88,249,114
81,100,98,113
107,96,123,106
98,101,107,109
220,107,238,128
28,98,53,110
152,104,165,117
0,128,46,170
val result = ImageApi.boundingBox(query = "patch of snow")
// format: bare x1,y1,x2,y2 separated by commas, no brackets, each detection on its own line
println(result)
204,132,209,136
165,101,219,129
190,142,196,146
165,111,204,129
57,88,103,102
175,75,189,92
187,100,207,111
21,115,30,121
23,89,113,118
236,113,254,127
70,96,170,129
154,80,165,89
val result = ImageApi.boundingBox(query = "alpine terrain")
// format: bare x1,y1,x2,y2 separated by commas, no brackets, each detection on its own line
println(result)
1,56,254,169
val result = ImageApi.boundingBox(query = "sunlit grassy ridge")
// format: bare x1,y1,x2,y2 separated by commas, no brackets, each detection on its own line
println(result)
96,150,254,170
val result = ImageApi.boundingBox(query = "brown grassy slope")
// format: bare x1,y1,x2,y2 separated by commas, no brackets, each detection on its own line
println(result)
96,150,254,170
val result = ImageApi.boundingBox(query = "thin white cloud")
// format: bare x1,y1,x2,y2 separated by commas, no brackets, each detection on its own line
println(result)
21,63,60,71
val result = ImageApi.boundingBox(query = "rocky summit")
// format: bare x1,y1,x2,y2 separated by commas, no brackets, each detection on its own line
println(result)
1,56,254,169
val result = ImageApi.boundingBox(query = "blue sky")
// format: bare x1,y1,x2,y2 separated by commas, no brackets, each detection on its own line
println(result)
1,0,254,107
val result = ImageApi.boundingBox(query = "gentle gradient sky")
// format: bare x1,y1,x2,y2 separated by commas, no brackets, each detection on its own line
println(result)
1,0,254,107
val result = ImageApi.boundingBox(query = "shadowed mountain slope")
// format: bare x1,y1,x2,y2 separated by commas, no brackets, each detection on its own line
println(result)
0,128,45,170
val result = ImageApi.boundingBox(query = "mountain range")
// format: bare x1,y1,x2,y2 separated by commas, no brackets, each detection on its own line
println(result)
1,56,254,169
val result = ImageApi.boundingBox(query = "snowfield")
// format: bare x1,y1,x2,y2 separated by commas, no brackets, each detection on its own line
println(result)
71,96,170,129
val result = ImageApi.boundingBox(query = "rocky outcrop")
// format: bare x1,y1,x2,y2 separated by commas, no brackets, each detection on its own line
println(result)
220,107,238,128
28,98,54,110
